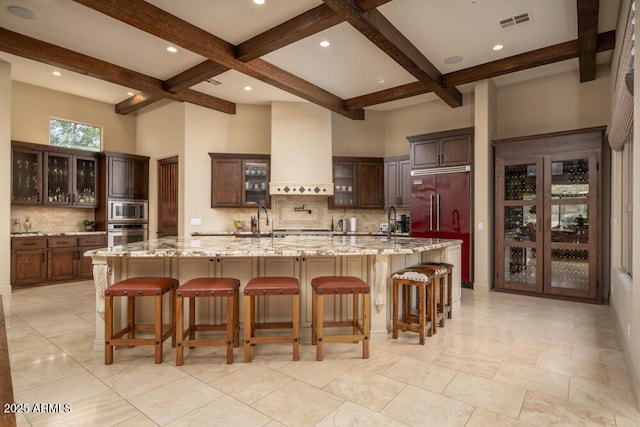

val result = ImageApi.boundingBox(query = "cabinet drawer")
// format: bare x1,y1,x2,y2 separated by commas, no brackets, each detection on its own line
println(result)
11,237,46,249
78,234,106,247
47,236,77,248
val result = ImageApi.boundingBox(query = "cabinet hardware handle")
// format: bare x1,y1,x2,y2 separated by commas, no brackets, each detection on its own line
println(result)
429,194,433,231
436,193,441,231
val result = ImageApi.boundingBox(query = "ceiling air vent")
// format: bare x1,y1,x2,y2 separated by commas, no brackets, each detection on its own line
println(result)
206,78,223,86
499,12,531,29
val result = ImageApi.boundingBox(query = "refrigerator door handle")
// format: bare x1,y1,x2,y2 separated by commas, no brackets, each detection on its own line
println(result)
429,194,434,231
437,193,441,231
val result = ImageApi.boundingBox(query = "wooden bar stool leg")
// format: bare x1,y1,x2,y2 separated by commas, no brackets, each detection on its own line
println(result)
176,295,184,366
154,293,163,364
363,292,370,359
439,276,445,327
293,294,300,361
170,287,176,347
233,291,240,347
316,293,324,361
311,289,318,344
189,295,196,343
105,295,114,365
352,292,359,342
418,283,425,345
427,282,434,337
447,272,453,319
243,294,252,362
225,293,234,364
127,296,135,346
392,280,399,339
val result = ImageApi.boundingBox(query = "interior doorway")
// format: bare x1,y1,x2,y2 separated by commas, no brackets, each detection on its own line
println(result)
157,156,178,238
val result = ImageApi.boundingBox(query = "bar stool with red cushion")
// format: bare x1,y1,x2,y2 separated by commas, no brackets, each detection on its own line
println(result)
409,262,454,325
104,277,178,364
243,277,300,362
391,268,436,344
175,277,240,365
311,276,370,361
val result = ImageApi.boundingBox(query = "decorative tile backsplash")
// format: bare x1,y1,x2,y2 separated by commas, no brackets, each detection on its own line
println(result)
11,206,95,233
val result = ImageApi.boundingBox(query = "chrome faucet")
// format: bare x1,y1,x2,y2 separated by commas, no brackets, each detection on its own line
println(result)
257,204,270,236
387,205,397,237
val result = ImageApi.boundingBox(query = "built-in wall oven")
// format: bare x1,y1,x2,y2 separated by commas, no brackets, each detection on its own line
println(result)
107,223,148,247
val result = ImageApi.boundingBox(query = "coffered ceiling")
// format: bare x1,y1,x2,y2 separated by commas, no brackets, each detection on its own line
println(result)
0,0,622,118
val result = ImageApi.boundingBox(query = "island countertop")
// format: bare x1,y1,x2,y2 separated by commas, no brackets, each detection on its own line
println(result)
85,235,462,258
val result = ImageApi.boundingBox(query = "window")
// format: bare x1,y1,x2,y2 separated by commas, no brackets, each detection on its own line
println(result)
49,118,101,152
622,132,633,276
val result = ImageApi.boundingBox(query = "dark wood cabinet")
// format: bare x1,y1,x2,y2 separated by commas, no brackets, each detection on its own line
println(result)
209,153,270,208
11,234,106,287
47,236,77,281
104,153,150,200
384,156,411,208
330,157,384,209
11,237,47,287
408,127,473,169
12,141,97,207
494,127,604,303
77,234,107,279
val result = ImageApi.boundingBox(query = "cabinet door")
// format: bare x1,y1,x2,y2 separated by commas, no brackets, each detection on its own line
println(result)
398,159,412,208
47,248,77,281
358,160,384,208
11,249,46,286
543,152,598,300
108,156,130,199
44,152,73,205
440,134,472,167
74,155,97,206
12,147,42,204
411,138,439,169
211,157,242,207
384,160,399,207
330,160,357,208
130,158,149,200
495,158,543,293
242,160,270,207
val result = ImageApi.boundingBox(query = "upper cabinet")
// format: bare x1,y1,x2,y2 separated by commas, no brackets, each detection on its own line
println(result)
408,127,474,169
209,153,270,208
102,152,150,200
11,143,43,205
330,157,384,209
384,156,411,208
11,141,97,207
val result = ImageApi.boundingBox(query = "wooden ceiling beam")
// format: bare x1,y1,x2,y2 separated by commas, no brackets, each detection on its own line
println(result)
0,27,235,115
72,0,364,120
322,0,462,108
346,30,616,108
576,0,600,82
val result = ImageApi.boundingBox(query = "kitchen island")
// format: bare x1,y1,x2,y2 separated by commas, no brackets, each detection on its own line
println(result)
87,235,462,351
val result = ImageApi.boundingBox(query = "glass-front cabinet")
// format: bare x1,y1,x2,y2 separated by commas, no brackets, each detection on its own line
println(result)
494,127,603,303
44,152,97,207
331,161,356,208
243,160,269,206
12,146,42,204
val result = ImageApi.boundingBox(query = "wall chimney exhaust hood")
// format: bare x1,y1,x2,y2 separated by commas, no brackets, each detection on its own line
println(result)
269,102,334,196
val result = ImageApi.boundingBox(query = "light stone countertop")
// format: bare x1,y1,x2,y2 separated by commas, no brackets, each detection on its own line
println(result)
86,235,461,258
11,231,107,237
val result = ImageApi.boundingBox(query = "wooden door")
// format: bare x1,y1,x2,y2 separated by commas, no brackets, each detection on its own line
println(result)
158,156,179,238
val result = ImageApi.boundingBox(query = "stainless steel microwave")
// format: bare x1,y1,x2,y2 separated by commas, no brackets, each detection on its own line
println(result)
108,199,148,222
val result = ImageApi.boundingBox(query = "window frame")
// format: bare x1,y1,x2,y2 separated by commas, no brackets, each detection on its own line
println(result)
49,117,102,152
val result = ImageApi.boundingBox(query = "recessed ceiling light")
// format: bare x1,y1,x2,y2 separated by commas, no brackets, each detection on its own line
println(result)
244,86,252,91
377,78,385,84
253,0,265,4
52,71,61,77
7,5,36,20
127,92,134,96
493,44,504,51
166,46,178,53
319,40,330,48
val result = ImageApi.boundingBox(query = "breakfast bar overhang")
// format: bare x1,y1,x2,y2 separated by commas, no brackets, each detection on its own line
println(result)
87,235,462,351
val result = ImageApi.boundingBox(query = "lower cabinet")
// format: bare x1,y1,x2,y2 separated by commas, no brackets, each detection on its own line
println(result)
11,234,106,288
11,237,47,287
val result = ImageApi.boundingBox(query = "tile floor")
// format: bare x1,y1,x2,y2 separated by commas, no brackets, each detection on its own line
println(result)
3,280,640,426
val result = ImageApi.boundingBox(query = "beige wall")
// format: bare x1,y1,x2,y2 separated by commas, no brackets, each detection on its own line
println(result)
1,61,11,295
11,81,136,151
383,93,475,157
496,65,611,139
332,109,386,156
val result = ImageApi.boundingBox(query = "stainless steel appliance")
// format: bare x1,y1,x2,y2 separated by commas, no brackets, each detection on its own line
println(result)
108,199,148,222
107,223,148,246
